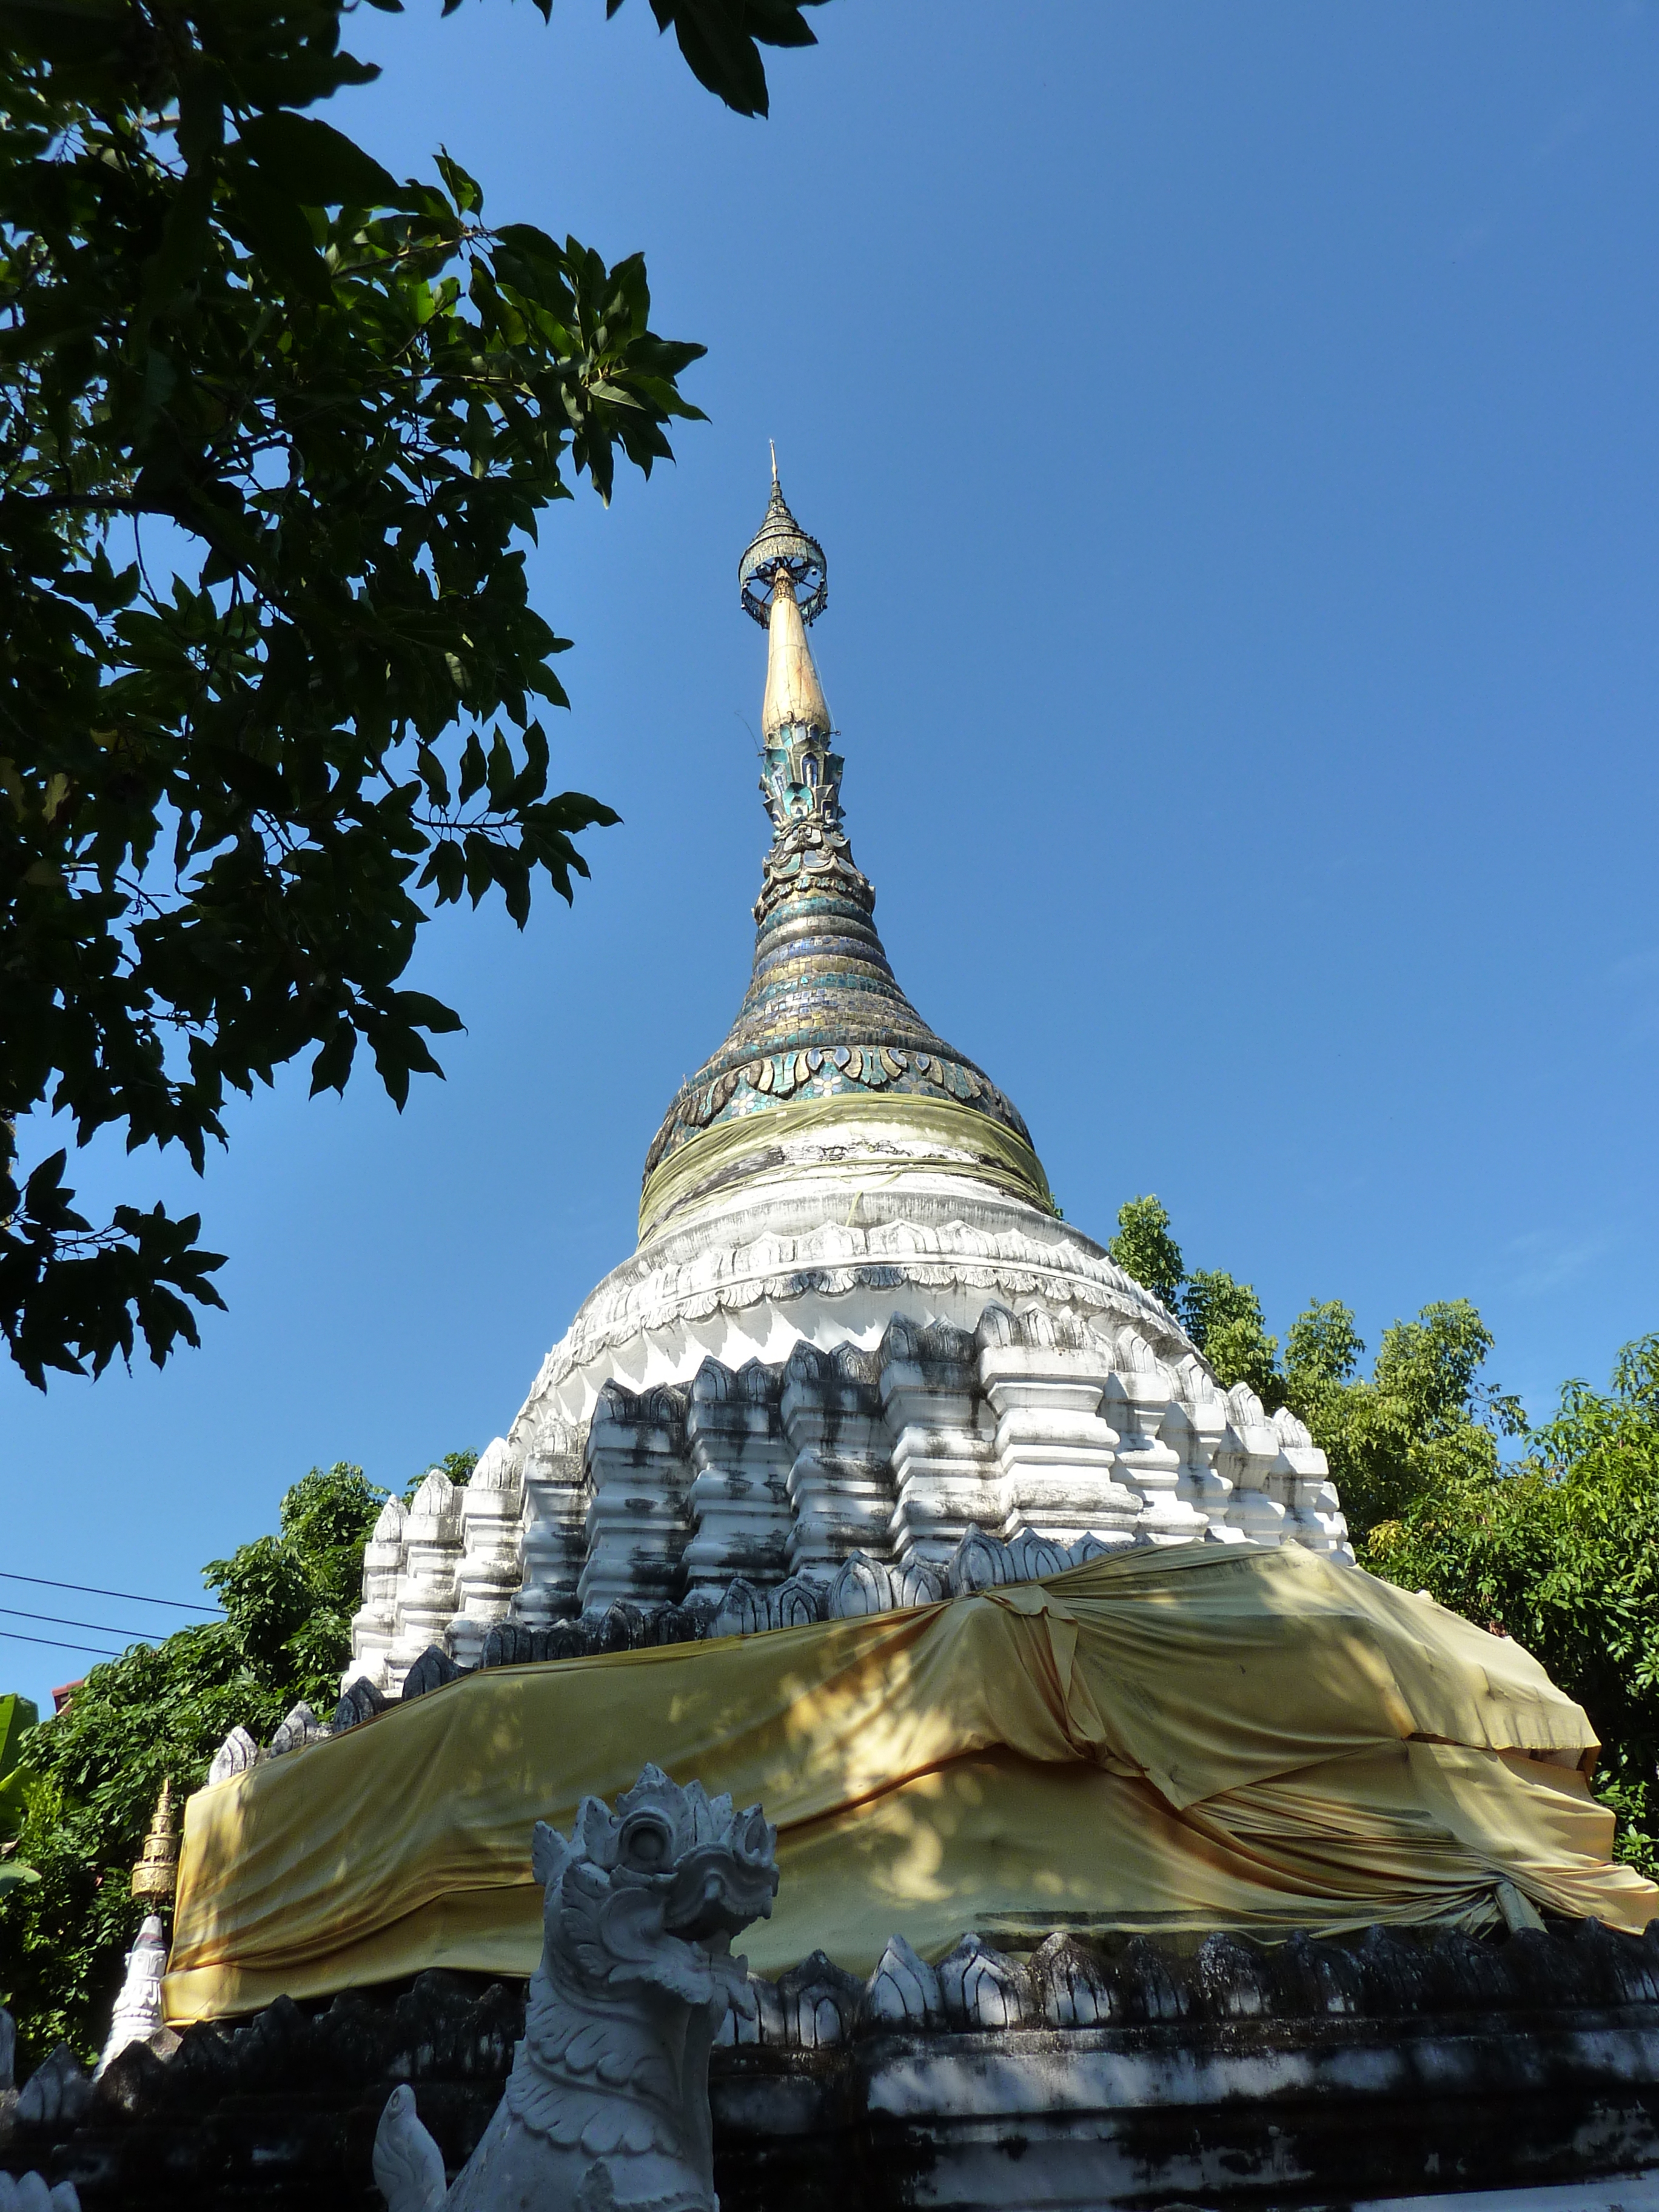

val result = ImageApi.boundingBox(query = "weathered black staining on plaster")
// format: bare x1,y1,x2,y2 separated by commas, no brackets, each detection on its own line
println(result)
12,1919,1659,2211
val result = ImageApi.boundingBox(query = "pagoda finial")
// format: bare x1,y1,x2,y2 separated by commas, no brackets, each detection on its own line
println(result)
638,467,1045,1228
741,458,831,739
739,451,826,626
130,1776,179,1908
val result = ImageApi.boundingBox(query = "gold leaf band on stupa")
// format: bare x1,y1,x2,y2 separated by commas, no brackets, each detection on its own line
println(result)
640,1091,1054,1241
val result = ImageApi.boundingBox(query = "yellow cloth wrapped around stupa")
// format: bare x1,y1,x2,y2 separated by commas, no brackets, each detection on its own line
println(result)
163,1543,1658,2024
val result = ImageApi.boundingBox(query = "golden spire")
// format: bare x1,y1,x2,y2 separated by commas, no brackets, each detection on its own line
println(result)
762,569,831,737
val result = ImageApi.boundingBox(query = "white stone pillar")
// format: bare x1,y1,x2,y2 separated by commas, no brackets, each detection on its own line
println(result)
1272,1407,1353,1560
975,1304,1139,1551
1108,1330,1209,1546
579,1382,692,1614
345,1494,406,1692
389,1469,464,1682
1221,1384,1290,1545
513,1417,587,1629
1165,1356,1245,1542
683,1358,794,1599
781,1341,895,1580
881,1316,1002,1569
447,1438,525,1666
95,1915,169,2079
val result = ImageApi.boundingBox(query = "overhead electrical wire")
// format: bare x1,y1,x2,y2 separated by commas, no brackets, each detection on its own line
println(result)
0,1627,129,1658
0,1570,224,1670
0,1604,158,1640
0,1569,224,1617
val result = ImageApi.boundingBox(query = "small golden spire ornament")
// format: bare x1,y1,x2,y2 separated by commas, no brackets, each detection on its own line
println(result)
130,1777,179,1908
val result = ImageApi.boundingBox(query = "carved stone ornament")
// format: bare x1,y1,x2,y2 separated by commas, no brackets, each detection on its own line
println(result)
93,1913,170,2081
12,2040,91,2132
333,1675,388,1732
374,1765,779,2212
206,1725,260,1787
0,2171,81,2210
268,1702,325,1757
865,1932,943,2029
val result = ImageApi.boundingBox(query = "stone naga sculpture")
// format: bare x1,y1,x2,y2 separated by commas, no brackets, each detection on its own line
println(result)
374,1765,778,2212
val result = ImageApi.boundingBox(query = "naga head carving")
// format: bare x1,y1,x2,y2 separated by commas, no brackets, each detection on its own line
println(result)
534,1766,779,2011
378,1773,779,2212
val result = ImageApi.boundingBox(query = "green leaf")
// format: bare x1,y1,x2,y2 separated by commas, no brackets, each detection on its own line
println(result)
457,731,488,805
389,990,463,1035
484,726,515,808
224,162,332,301
309,1022,358,1095
434,148,483,216
667,0,772,118
416,744,451,809
235,112,401,211
423,841,466,905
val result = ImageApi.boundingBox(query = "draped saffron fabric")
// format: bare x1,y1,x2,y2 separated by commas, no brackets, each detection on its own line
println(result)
163,1543,1658,2024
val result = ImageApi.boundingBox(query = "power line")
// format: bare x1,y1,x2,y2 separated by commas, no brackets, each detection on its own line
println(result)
0,1627,127,1658
0,1605,158,1641
0,1570,223,1617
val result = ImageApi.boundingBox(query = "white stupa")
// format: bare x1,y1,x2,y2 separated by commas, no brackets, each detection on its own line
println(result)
347,466,1349,1694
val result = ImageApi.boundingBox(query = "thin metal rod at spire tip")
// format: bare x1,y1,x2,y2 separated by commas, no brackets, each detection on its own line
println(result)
769,438,778,484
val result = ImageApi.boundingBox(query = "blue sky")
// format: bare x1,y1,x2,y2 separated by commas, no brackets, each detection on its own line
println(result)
5,1,1657,1709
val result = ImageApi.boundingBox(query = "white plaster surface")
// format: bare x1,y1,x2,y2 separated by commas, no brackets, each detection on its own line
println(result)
349,1167,1353,1687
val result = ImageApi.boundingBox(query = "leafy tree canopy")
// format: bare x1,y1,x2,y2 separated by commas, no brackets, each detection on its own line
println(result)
1108,1196,1280,1402
1184,1269,1280,1404
1107,1195,1519,1547
0,0,827,1390
0,1456,399,2064
1106,1193,1185,1314
1370,1337,1659,1880
1295,1300,1526,1541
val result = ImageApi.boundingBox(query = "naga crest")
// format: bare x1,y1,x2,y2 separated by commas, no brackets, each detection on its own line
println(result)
376,1768,778,2212
531,1764,779,2012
